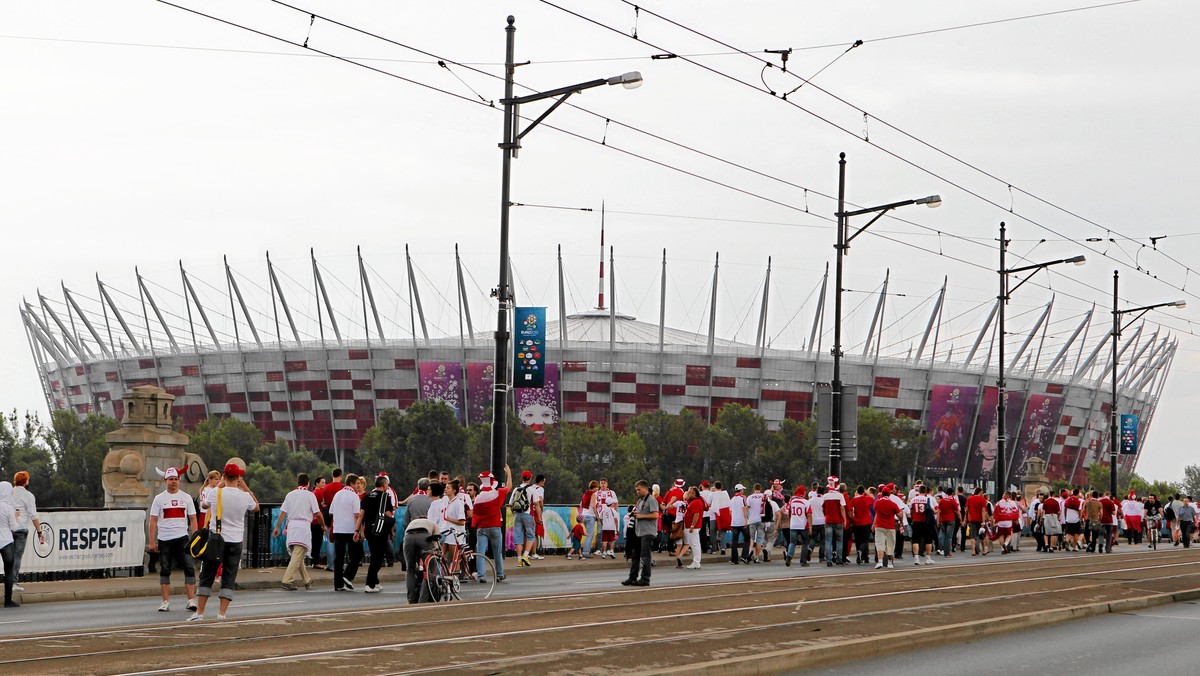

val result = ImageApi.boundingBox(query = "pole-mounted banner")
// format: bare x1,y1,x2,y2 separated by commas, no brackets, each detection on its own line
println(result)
1119,414,1139,455
513,306,546,388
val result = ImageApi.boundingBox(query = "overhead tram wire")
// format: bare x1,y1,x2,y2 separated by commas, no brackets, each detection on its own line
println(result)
156,2,1189,337
588,0,1200,304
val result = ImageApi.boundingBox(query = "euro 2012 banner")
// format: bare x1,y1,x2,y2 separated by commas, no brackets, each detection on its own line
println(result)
513,307,546,388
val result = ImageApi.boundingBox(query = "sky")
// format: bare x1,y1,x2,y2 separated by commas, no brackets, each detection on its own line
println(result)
3,1,1198,482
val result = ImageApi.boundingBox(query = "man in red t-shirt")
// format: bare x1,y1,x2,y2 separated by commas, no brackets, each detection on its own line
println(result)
872,489,902,569
936,488,960,558
1040,492,1063,552
965,487,991,556
1098,492,1119,553
822,485,848,566
848,486,875,565
471,465,512,582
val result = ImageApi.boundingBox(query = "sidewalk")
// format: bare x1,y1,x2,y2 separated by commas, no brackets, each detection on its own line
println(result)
15,550,735,605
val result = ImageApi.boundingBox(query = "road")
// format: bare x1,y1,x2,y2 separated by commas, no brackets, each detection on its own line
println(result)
799,598,1200,674
2,546,1198,674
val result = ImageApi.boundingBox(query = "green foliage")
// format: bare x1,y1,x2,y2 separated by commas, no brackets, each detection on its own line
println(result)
185,416,263,472
242,440,336,503
841,408,929,487
356,400,468,491
46,411,120,507
1182,465,1200,498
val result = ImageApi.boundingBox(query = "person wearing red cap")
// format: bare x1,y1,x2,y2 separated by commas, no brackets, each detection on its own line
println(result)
872,485,902,569
189,463,259,621
511,470,537,567
659,479,685,556
148,466,198,612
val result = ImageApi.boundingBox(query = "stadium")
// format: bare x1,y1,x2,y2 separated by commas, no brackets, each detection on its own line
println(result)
20,245,1176,489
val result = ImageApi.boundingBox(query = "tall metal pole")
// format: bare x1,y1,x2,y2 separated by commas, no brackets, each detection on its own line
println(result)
830,152,847,479
996,222,1008,501
1110,269,1120,498
491,16,517,480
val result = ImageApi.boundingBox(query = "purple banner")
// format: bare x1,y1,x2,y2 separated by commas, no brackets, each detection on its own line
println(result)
418,361,464,423
965,386,1026,484
925,385,978,477
515,363,558,450
466,362,495,426
1008,393,1065,485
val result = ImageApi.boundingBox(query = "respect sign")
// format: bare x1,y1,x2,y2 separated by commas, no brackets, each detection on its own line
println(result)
0,509,146,574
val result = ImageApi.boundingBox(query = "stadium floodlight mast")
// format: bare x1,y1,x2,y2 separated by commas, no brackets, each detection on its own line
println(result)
1108,269,1185,497
995,221,1086,501
829,152,941,479
491,15,643,479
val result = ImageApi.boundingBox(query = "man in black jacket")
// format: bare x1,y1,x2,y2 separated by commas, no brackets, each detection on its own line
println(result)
361,476,396,593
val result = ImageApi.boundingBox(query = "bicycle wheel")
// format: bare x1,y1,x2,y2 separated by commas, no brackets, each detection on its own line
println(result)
455,553,496,601
423,554,450,603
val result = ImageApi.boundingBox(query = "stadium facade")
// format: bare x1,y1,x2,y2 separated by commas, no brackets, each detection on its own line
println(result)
20,248,1176,488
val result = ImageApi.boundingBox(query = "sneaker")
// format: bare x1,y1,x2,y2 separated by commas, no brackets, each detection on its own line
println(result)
342,579,355,590
478,578,488,584
4,601,19,608
875,562,884,569
364,585,382,593
304,582,313,590
592,550,602,556
621,579,635,586
216,614,226,620
186,613,204,622
886,561,895,569
157,601,170,612
532,554,544,560
784,554,792,567
497,575,506,582
686,563,701,570
281,583,298,591
676,558,683,568
12,585,24,593
914,558,921,566
924,556,934,565
566,553,573,560
517,557,529,567
185,599,197,611
632,579,650,586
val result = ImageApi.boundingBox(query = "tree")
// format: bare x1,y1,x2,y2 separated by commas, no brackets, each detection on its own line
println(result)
45,411,119,508
357,400,467,491
759,418,819,488
841,408,928,487
623,409,706,484
514,445,580,504
243,440,335,503
185,416,263,473
1182,464,1200,498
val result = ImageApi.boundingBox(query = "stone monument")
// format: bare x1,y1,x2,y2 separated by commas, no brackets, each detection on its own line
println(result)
1019,456,1051,503
102,385,207,509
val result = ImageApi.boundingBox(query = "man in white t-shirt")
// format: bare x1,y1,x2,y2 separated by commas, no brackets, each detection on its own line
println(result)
189,463,259,622
274,473,324,591
329,474,365,592
809,488,826,563
745,484,768,563
699,481,714,554
531,475,546,559
148,467,198,612
785,489,811,567
709,482,732,555
729,484,750,564
442,479,468,554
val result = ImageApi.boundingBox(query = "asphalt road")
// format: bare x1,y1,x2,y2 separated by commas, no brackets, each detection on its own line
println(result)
2,548,1014,635
799,598,1200,674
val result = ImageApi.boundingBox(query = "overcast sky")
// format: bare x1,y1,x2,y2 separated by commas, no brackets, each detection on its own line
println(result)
3,1,1198,482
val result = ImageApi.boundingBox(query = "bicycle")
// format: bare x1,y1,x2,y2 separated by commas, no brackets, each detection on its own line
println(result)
423,530,497,602
1145,515,1161,550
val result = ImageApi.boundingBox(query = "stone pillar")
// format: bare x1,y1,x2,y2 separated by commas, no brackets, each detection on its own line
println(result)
1020,456,1051,504
102,385,207,509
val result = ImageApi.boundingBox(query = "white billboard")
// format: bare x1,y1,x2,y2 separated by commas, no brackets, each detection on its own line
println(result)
0,509,146,574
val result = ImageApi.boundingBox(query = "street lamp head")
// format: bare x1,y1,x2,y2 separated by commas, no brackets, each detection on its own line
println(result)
915,195,942,208
1067,255,1087,266
1173,300,1188,309
608,71,644,89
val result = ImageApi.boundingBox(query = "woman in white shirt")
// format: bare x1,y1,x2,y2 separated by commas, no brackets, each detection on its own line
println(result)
0,482,19,608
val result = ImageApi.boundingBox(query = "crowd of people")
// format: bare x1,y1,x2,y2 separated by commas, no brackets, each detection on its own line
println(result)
5,463,1198,616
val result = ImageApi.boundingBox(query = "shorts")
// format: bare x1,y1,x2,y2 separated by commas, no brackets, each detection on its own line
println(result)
997,526,1013,537
1043,514,1062,535
601,530,616,543
1064,521,1081,535
571,535,582,550
874,527,896,554
513,512,536,545
748,521,766,546
969,522,984,541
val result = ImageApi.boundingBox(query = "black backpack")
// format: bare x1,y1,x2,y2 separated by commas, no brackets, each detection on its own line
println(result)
761,496,774,523
509,485,531,513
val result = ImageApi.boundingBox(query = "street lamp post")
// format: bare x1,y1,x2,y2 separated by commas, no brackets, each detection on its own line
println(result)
995,222,1085,501
1108,269,1184,497
830,153,941,479
491,16,643,478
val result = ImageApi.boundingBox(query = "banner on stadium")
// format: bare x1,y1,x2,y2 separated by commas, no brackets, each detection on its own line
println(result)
466,362,496,425
514,363,559,449
925,384,978,477
0,509,146,574
1120,414,1139,455
965,387,1025,484
513,307,546,389
418,361,465,423
1008,393,1065,485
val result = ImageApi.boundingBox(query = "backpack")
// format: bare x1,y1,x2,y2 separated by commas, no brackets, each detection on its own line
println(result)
510,485,531,513
761,496,774,523
1165,505,1176,521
